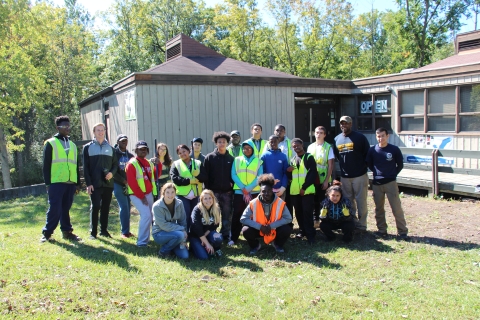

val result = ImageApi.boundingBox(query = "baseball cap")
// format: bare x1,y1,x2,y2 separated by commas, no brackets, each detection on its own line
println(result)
339,116,352,123
230,130,240,136
135,140,149,149
116,134,128,142
191,137,203,144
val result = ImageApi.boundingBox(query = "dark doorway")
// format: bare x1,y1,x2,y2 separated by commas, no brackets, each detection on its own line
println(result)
294,95,338,146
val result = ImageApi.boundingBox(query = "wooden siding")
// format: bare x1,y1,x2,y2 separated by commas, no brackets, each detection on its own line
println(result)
108,87,139,145
80,100,102,140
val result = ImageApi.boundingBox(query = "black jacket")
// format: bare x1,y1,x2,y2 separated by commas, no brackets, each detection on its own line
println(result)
113,145,134,185
203,149,234,193
43,133,80,186
83,139,118,188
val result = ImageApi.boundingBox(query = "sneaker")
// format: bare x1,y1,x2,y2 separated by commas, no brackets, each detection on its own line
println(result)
215,249,223,257
88,235,97,240
272,243,284,253
313,219,320,229
227,240,235,247
121,233,135,239
374,231,388,239
40,235,52,243
249,244,261,255
295,233,305,239
158,250,170,258
99,231,112,238
397,234,410,241
62,231,82,241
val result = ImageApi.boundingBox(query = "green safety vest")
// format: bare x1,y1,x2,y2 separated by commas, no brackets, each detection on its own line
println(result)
127,158,158,196
233,157,262,192
289,153,315,196
173,158,202,197
46,138,78,184
307,141,332,184
245,139,266,158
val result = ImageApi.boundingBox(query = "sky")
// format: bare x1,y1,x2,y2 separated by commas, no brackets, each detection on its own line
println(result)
50,0,475,34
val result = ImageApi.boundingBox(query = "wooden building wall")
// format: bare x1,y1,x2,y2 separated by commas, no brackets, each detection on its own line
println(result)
81,100,102,140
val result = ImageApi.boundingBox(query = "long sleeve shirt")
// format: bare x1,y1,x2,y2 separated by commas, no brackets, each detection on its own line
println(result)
366,143,404,185
125,156,155,199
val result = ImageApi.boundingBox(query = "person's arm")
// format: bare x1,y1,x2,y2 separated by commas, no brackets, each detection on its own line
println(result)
170,163,191,186
194,162,207,182
231,159,246,190
362,134,371,161
280,154,289,188
113,150,125,184
125,162,145,199
109,146,118,177
366,147,375,173
269,204,293,229
190,207,205,238
240,203,262,230
395,146,404,175
301,155,317,191
202,155,210,189
82,144,92,187
43,142,53,186
153,202,185,232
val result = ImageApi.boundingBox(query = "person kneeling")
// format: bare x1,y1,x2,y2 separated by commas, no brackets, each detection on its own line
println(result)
319,185,355,243
240,173,293,254
189,190,224,260
152,183,189,259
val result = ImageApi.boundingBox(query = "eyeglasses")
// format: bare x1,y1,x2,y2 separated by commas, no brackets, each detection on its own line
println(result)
57,125,71,129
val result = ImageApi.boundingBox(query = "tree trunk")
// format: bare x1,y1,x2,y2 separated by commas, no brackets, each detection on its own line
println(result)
0,126,12,189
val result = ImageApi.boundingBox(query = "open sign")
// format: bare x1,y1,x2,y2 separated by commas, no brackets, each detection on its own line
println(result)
360,100,388,114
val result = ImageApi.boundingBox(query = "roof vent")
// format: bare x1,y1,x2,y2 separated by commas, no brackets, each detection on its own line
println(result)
166,43,181,61
458,39,480,53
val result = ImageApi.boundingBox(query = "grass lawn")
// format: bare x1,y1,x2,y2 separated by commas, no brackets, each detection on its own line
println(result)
1,192,479,318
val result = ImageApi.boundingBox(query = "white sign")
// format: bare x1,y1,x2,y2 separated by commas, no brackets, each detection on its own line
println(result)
405,135,454,166
360,100,388,114
124,89,136,121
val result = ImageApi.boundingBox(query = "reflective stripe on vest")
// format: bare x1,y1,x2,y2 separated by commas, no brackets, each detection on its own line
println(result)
250,197,285,244
173,159,203,197
290,154,315,195
47,138,78,183
127,159,158,196
233,157,262,192
307,142,332,184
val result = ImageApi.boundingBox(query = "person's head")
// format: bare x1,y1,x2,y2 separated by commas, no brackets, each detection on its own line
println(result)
257,173,275,203
375,127,389,148
198,189,222,224
314,126,327,142
274,124,286,140
92,123,106,141
230,130,241,146
326,185,343,204
134,140,149,158
212,131,230,152
268,135,279,150
176,144,191,161
242,141,254,158
55,115,71,136
250,123,263,139
291,138,304,155
116,134,128,150
156,142,172,166
191,137,203,153
161,183,177,203
339,116,353,135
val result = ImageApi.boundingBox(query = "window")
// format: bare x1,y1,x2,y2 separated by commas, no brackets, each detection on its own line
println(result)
460,84,480,132
355,94,392,132
400,90,424,132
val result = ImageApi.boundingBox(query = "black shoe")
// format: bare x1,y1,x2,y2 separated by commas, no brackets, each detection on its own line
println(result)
99,231,112,238
396,234,410,241
40,234,52,243
62,231,82,241
373,231,388,239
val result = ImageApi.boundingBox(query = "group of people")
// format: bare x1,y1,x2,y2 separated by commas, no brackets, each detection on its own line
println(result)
40,114,409,259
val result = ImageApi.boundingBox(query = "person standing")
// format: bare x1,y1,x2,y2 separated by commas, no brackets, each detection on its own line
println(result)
41,115,81,242
126,141,157,247
240,174,293,254
307,126,335,228
288,138,317,244
333,116,370,232
113,134,135,238
366,127,409,240
273,124,294,160
245,123,266,158
203,131,235,240
230,140,263,246
260,135,289,199
83,123,118,239
151,142,173,194
227,130,242,158
190,137,205,164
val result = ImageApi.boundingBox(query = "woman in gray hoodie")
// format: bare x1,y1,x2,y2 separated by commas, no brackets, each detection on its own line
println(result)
152,183,189,259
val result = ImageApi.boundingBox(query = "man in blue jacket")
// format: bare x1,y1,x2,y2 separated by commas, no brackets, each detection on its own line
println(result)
260,135,289,199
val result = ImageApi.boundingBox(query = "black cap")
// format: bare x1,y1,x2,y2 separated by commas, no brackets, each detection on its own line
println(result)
116,134,128,142
135,140,149,149
230,130,240,136
191,137,203,144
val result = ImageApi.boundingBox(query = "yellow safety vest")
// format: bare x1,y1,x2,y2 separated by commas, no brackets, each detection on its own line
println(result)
46,138,78,184
233,157,262,192
307,141,332,184
127,158,158,196
290,154,315,195
245,139,266,158
173,158,203,197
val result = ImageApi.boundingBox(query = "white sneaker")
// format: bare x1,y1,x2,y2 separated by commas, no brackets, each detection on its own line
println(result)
227,240,235,247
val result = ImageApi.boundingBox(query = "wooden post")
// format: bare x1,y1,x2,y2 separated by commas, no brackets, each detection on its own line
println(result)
431,149,439,197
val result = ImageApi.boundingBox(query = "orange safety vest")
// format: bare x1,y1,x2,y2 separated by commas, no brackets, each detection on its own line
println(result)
249,197,285,244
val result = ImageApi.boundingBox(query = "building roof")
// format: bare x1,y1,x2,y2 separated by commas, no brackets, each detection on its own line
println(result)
413,50,480,72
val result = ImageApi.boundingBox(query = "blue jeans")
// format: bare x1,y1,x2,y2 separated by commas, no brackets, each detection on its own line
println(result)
113,183,131,235
177,196,198,231
152,230,189,259
42,183,76,236
190,231,223,260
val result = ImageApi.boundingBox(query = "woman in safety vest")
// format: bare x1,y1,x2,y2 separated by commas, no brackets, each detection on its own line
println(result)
230,140,263,246
189,189,223,259
170,144,206,230
125,141,157,247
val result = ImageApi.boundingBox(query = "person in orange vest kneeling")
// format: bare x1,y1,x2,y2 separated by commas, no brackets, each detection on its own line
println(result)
240,173,293,254
125,141,157,247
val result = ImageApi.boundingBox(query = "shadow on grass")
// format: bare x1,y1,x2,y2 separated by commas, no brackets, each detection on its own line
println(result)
408,235,479,250
54,240,139,272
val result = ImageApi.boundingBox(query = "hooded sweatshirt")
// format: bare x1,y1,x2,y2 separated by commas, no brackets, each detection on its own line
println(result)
231,140,264,194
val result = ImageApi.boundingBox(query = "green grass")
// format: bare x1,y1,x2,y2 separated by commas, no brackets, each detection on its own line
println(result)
1,193,479,318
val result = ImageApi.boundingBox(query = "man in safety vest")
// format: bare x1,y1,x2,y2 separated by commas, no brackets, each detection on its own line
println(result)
307,126,335,229
240,173,293,254
41,115,81,243
244,123,266,158
287,138,317,244
126,141,157,247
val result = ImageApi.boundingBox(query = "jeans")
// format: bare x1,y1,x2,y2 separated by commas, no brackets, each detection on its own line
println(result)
290,194,316,242
89,187,113,236
113,183,131,235
190,231,223,260
372,181,408,235
231,193,258,242
130,193,154,246
215,192,233,239
42,183,76,236
177,196,198,231
152,230,189,259
340,174,369,230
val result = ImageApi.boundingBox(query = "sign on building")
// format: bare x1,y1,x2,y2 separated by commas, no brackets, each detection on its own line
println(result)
360,100,388,114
